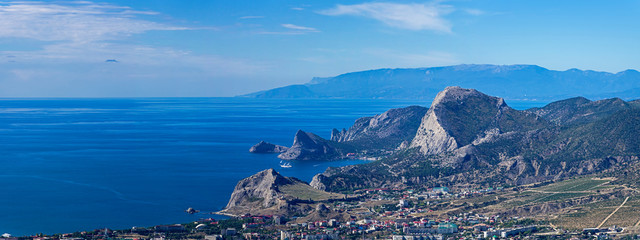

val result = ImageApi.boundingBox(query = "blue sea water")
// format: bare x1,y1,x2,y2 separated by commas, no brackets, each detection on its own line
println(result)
0,98,546,236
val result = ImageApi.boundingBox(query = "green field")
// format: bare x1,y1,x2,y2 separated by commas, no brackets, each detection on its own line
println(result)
536,177,610,192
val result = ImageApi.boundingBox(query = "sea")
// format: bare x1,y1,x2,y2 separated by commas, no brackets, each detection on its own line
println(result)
0,98,546,236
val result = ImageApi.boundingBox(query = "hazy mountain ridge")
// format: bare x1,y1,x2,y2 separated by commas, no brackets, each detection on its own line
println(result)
241,64,640,101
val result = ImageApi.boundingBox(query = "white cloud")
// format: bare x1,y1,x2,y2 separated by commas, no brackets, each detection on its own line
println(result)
240,15,264,19
291,7,304,11
0,1,270,97
1,41,266,77
464,9,484,16
0,1,187,44
319,2,453,33
281,23,319,32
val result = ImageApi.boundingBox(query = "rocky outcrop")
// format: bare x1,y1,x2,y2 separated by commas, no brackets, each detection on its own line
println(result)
222,168,348,216
410,109,458,155
331,106,427,150
310,174,328,191
278,130,347,160
410,86,548,156
222,169,318,216
249,141,289,153
225,169,299,210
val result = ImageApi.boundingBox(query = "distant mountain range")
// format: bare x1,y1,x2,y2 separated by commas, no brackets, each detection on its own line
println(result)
240,64,640,101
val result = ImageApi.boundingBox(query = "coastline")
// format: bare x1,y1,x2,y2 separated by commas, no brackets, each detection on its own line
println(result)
213,209,238,218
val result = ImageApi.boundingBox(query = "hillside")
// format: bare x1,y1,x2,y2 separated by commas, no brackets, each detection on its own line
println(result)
251,106,427,160
241,64,640,101
220,169,346,216
309,87,640,192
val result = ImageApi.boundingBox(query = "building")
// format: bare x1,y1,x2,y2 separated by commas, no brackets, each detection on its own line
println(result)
205,235,223,240
392,235,435,240
483,226,536,238
436,223,458,234
432,187,449,193
328,219,338,227
305,233,339,240
274,215,285,225
404,226,434,235
280,231,292,240
154,224,185,232
221,228,237,235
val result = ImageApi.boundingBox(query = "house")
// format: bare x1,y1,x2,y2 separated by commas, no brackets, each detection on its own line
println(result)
154,224,185,232
205,235,223,240
221,228,237,235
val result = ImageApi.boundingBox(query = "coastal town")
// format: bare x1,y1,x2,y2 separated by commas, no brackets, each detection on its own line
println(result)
3,177,637,240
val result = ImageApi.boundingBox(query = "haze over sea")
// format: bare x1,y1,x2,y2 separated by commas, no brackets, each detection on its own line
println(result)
0,98,545,236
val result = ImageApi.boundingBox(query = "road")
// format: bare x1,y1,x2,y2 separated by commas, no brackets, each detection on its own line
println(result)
597,196,629,228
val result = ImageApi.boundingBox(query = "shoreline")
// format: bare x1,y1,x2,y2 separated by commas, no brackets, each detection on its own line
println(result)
213,209,238,218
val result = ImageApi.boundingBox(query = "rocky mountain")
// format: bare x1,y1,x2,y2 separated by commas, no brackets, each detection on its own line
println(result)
220,169,347,216
409,86,548,157
241,64,640,101
254,106,427,161
277,130,351,160
224,169,297,211
249,141,289,153
309,87,640,192
331,106,427,150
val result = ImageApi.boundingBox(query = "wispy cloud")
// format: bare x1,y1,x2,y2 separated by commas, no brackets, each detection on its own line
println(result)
464,8,484,16
291,7,304,11
319,2,453,33
0,1,187,44
281,23,319,32
256,23,320,35
239,15,264,19
0,1,268,96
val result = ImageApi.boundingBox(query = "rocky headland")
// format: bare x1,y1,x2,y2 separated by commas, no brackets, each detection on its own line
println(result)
249,141,289,153
220,169,352,219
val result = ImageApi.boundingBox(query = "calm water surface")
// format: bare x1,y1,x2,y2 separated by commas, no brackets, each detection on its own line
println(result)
0,98,545,235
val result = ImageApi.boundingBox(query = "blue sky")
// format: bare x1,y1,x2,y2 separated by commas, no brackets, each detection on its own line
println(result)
0,0,638,97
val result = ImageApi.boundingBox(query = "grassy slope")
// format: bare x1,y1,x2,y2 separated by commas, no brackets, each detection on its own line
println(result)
279,183,345,201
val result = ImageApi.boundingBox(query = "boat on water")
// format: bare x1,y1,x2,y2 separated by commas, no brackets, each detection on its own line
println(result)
280,161,292,168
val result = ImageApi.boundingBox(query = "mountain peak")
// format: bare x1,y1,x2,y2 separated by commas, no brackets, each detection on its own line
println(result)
224,168,295,211
278,130,344,160
292,130,323,148
431,86,485,107
411,87,547,156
